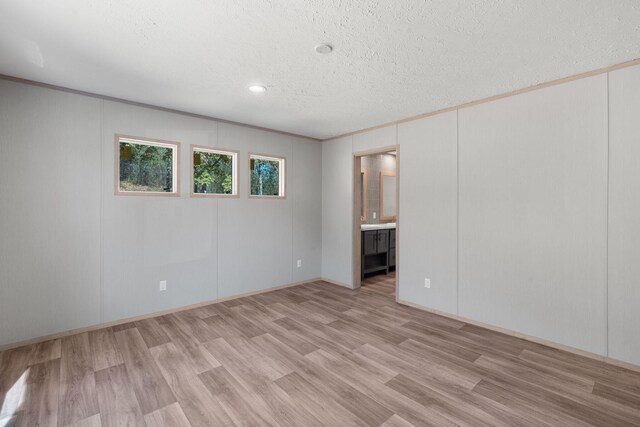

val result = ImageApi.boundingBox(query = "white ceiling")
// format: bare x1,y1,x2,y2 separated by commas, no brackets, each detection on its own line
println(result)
1,1,639,140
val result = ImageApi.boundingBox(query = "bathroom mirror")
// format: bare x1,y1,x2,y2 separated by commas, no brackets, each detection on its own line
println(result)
380,172,396,220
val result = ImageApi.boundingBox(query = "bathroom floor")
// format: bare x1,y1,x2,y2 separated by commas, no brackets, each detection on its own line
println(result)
361,270,396,297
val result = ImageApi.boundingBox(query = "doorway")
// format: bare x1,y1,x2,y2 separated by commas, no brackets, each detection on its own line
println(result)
352,145,399,301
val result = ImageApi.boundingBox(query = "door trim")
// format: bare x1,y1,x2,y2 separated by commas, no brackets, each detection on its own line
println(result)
352,145,400,300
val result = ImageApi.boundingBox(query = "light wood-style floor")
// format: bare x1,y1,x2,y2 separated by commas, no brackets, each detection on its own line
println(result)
1,275,640,426
362,270,396,293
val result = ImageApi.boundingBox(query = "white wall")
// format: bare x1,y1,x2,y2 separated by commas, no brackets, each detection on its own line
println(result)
321,136,353,285
0,79,322,346
291,134,323,283
353,126,396,153
397,112,458,314
0,81,102,346
608,65,640,365
458,75,608,355
321,64,640,365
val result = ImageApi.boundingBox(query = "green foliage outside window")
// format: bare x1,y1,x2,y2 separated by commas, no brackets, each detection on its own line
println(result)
250,157,281,196
193,151,234,194
119,142,174,192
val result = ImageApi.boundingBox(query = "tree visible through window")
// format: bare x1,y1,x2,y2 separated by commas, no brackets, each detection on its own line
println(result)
250,154,285,197
117,137,178,194
192,147,237,196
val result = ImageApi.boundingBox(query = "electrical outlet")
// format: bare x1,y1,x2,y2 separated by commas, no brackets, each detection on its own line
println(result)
297,259,302,268
373,212,377,219
159,280,167,291
424,278,431,289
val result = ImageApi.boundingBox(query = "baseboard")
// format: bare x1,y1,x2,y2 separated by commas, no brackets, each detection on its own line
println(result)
0,277,320,352
9,280,636,373
320,277,354,289
397,298,640,373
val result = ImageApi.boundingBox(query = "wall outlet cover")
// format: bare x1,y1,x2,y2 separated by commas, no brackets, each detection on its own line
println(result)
297,259,302,268
159,280,167,291
424,278,431,288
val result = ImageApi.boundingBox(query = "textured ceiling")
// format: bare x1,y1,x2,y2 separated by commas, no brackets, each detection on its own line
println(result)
0,1,639,140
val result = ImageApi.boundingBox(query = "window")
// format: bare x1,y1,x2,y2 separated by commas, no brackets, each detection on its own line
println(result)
116,135,180,196
191,146,239,197
249,153,285,198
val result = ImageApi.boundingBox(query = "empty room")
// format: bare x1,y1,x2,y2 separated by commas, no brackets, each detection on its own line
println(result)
1,1,640,426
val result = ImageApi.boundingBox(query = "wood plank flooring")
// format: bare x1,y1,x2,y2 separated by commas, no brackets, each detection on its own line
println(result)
1,273,640,426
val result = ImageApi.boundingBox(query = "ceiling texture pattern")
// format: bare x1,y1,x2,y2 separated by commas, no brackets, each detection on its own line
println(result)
1,0,639,139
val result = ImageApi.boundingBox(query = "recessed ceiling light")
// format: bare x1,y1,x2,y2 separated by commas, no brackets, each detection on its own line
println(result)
315,43,333,54
249,85,267,93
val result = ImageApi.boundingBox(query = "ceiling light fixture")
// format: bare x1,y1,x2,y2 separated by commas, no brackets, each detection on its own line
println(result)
248,85,267,93
315,43,333,54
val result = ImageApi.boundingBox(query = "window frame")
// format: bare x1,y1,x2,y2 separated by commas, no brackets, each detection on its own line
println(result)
114,134,181,197
248,152,286,199
190,145,240,198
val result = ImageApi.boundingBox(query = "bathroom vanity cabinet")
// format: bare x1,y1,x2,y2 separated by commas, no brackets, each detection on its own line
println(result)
361,226,396,279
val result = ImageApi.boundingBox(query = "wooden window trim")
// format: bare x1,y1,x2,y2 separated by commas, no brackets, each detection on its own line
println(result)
190,145,240,198
248,152,286,199
114,134,181,197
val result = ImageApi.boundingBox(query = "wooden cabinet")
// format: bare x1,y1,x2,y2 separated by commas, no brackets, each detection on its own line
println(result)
363,231,378,255
377,231,388,253
361,228,396,279
389,229,396,267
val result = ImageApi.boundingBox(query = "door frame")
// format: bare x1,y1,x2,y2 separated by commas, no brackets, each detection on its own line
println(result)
352,145,400,301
